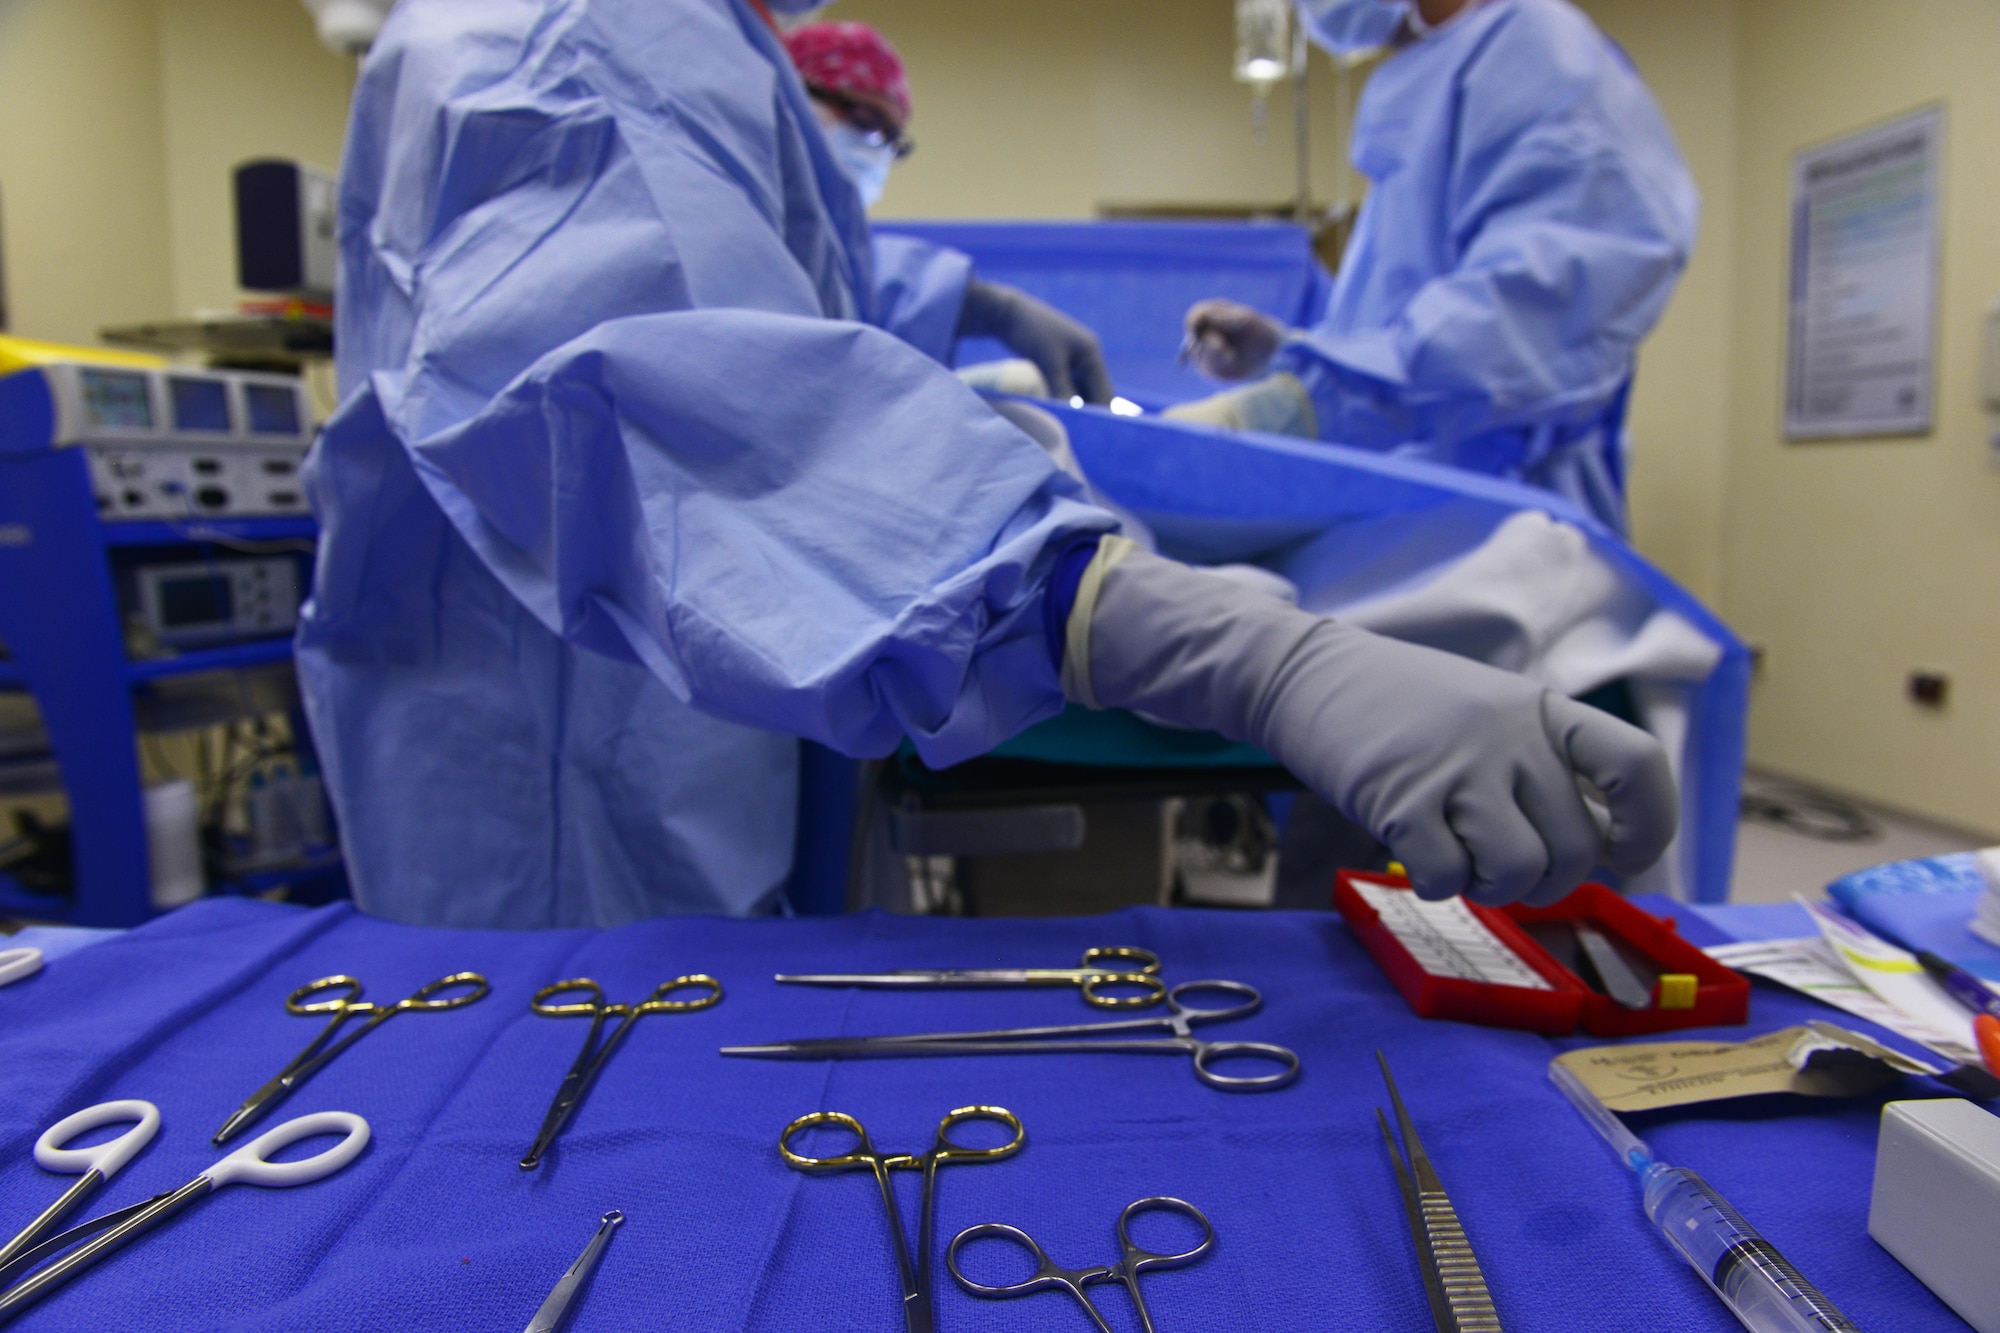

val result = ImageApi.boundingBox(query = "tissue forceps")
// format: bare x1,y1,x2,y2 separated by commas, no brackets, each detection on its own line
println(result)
779,1105,1024,1333
520,975,723,1170
1377,1052,1505,1333
724,980,1300,1091
777,946,1166,1008
214,970,489,1144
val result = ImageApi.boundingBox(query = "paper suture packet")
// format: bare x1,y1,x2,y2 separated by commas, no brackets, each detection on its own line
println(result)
1553,1022,1940,1113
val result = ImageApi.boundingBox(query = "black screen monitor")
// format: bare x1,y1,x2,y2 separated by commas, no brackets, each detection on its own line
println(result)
244,383,301,436
169,376,232,433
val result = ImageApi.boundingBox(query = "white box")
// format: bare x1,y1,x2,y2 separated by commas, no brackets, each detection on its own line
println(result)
1870,1098,2000,1332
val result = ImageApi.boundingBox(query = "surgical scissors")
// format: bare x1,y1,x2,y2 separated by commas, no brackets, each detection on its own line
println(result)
0,1102,160,1273
214,970,489,1144
948,1196,1214,1333
520,975,723,1170
779,1105,1024,1333
0,948,41,989
724,980,1300,1091
777,946,1167,1009
0,1110,369,1324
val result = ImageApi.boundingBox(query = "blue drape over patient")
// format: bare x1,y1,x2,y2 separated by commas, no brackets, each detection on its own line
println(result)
298,0,1110,927
1281,0,1699,529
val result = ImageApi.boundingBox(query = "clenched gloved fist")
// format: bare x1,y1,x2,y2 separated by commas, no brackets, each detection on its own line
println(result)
1183,299,1286,381
958,280,1113,406
1066,542,1677,905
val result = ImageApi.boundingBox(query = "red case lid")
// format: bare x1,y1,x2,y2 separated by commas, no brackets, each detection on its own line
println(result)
1334,872,1750,1036
1502,885,1750,1035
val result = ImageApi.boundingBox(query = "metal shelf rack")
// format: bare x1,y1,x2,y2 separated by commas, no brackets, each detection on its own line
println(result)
0,424,332,925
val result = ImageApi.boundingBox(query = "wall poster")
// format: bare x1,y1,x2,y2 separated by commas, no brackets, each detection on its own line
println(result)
1784,105,1944,440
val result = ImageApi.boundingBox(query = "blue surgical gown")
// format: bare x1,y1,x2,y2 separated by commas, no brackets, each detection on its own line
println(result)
298,0,1110,927
1279,0,1698,530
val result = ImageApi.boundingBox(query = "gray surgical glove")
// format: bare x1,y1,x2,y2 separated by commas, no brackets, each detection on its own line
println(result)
958,280,1114,406
1064,540,1677,905
1183,298,1286,381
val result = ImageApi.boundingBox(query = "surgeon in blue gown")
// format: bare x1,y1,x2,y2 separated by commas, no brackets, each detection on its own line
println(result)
301,0,1680,929
1173,0,1697,532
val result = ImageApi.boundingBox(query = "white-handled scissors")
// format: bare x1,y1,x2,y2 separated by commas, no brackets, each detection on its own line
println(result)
0,1110,369,1323
0,948,41,988
0,1101,161,1273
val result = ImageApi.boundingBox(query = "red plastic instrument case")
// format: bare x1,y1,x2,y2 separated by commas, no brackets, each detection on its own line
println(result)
1332,870,1749,1037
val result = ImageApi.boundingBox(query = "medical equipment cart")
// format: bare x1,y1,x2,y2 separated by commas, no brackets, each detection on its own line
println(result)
0,337,335,925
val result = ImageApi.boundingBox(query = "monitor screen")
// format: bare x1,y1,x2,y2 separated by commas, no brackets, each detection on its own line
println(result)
243,383,301,436
169,376,232,433
80,370,153,431
158,574,234,628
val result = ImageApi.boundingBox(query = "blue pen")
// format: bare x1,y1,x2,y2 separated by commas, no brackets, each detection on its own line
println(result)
1915,950,2000,1020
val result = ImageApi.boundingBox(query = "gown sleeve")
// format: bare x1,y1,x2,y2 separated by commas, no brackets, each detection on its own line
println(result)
869,232,975,364
1277,20,1697,449
310,8,1114,768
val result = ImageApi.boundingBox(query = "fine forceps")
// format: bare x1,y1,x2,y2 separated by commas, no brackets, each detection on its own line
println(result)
0,1110,369,1324
520,975,724,1170
777,946,1167,1009
0,1102,160,1273
1376,1053,1504,1333
725,980,1301,1091
524,1210,623,1333
948,1196,1214,1333
214,970,490,1144
779,1105,1025,1333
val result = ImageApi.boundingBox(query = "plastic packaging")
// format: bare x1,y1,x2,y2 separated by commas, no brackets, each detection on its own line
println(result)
143,779,204,908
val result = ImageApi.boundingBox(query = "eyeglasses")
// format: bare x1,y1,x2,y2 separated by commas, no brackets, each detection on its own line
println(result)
810,86,916,159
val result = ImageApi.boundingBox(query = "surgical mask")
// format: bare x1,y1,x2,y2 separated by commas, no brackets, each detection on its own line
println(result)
823,121,896,208
1295,0,1415,54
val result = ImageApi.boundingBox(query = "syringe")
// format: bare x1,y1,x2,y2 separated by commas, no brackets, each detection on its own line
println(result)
1549,1062,1865,1333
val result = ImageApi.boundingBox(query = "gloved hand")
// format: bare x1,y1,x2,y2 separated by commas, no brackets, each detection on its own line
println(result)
958,280,1114,406
1183,299,1286,381
1065,541,1678,905
1163,373,1318,439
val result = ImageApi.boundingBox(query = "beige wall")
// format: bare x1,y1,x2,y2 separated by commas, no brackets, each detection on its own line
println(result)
1574,0,1739,608
1720,0,2000,834
155,0,356,316
834,0,1367,220
0,0,174,346
0,0,351,347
